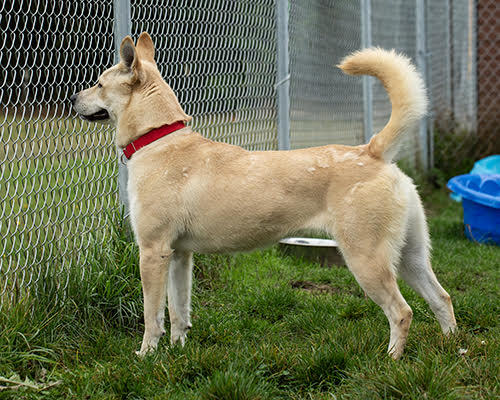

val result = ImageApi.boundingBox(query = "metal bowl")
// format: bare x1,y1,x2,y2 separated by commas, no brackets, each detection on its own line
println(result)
278,237,345,267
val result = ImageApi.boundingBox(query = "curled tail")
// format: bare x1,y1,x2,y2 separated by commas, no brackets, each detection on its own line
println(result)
338,48,428,162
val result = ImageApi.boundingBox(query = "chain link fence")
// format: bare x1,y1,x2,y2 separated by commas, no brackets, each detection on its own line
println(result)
0,1,118,306
476,0,499,157
131,0,277,150
429,0,499,176
288,0,422,167
289,1,364,149
1,0,497,308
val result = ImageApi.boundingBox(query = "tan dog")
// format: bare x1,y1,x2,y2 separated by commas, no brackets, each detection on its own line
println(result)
71,32,456,359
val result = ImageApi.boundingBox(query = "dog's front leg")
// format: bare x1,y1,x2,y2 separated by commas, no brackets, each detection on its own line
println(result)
136,244,172,356
168,251,193,346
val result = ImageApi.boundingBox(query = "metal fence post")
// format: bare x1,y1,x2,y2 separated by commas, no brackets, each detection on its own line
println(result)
360,0,373,144
276,0,291,151
416,0,429,169
113,0,131,215
467,0,477,133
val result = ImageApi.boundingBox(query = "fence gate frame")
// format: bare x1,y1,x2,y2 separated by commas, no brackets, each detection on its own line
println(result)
113,0,131,215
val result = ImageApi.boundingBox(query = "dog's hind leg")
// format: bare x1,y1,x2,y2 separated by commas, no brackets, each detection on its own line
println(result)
341,243,413,360
398,198,457,334
167,250,193,346
136,242,172,356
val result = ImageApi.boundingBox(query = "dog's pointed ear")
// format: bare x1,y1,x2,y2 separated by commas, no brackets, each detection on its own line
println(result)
136,32,156,65
120,36,140,72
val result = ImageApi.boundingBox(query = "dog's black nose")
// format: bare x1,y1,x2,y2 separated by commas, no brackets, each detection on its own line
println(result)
69,94,77,105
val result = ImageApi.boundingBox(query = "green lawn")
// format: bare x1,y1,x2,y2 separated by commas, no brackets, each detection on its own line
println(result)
0,189,499,399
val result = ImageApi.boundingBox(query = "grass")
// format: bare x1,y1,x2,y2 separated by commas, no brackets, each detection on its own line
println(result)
0,188,498,399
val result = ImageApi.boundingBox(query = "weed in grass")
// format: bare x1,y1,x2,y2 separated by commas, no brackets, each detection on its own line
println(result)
338,297,372,321
282,300,336,337
198,365,278,400
194,253,232,292
292,345,348,391
160,344,230,388
253,343,296,389
343,357,462,399
241,286,301,323
193,307,249,347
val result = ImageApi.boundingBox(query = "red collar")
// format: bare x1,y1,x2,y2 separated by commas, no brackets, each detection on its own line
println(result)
123,121,186,160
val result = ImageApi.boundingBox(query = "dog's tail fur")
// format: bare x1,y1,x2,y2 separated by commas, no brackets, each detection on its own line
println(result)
338,48,428,162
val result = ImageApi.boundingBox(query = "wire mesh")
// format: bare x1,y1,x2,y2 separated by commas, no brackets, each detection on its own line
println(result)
289,0,364,149
288,0,423,167
429,0,499,174
426,0,453,126
0,0,119,307
131,0,278,151
371,0,419,166
475,0,499,155
450,0,477,132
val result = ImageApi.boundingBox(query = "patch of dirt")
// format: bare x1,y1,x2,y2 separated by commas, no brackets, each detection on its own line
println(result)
290,280,342,294
291,280,366,297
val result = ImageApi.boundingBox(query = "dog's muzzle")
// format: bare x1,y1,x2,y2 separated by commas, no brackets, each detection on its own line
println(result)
80,109,110,122
70,94,110,122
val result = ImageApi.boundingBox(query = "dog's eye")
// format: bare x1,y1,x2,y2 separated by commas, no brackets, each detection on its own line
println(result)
97,83,103,89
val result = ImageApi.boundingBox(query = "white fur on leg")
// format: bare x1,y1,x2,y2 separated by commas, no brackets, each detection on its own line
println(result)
398,193,457,335
167,251,193,346
136,331,162,356
136,310,167,356
136,245,171,356
399,254,457,335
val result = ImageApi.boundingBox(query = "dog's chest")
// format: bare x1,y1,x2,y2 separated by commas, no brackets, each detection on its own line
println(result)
127,168,141,235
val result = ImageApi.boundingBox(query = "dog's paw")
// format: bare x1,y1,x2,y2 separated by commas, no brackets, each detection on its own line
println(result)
135,349,146,357
443,324,458,336
135,345,156,357
135,346,153,357
170,323,191,347
136,334,161,356
389,346,404,360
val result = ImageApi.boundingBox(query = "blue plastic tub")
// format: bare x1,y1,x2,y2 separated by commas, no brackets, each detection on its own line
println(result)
450,155,500,202
447,174,500,245
470,155,500,175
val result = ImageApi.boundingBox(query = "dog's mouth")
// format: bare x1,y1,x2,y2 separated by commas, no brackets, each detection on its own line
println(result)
81,109,110,122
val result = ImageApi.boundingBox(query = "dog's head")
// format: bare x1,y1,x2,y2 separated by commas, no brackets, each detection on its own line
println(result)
70,32,191,147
